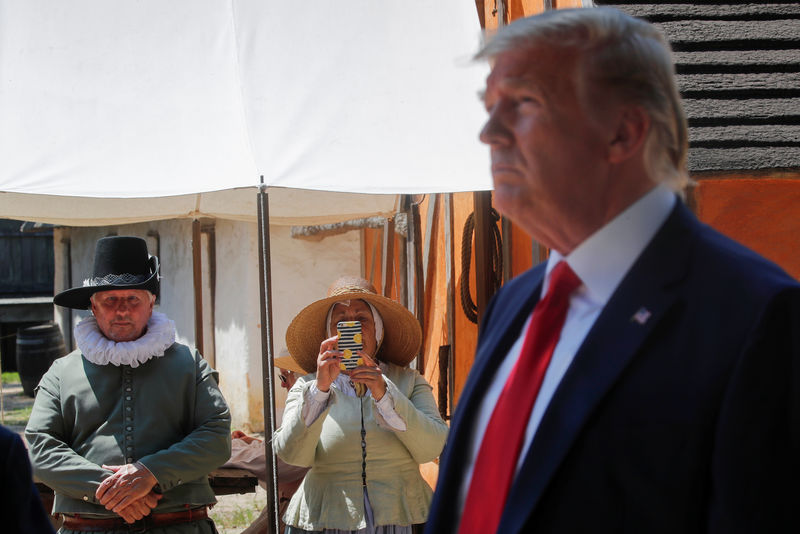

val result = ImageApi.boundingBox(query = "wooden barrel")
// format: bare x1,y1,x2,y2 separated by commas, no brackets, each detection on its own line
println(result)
16,323,66,397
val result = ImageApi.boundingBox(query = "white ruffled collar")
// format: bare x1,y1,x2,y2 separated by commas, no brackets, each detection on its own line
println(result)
75,311,176,368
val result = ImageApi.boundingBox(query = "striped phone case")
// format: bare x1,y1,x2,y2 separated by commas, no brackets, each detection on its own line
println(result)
337,320,363,370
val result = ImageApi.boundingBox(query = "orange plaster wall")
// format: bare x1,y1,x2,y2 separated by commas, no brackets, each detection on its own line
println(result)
481,0,545,29
509,0,546,20
361,226,402,301
362,227,382,289
508,219,551,279
693,178,800,281
509,221,534,278
554,0,587,7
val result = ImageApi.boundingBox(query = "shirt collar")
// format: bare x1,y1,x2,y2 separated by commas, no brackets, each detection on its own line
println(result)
546,185,676,305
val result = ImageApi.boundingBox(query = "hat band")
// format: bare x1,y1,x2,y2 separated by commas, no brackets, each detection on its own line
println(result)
329,286,374,298
83,273,149,287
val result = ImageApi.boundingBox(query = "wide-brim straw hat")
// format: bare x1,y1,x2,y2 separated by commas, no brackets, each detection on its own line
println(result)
286,276,421,374
274,355,306,375
53,236,159,310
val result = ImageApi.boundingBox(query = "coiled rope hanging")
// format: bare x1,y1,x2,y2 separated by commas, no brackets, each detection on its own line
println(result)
460,208,503,324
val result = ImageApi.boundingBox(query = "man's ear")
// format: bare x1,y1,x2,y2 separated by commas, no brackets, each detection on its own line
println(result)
608,105,650,164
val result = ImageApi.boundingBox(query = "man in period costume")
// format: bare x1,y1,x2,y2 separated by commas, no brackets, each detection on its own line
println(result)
26,236,231,532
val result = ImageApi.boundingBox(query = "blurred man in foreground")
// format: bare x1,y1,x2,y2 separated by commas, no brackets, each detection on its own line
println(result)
427,7,799,534
1,423,55,533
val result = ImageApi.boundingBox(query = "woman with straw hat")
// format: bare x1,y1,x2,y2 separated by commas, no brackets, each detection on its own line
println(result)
274,276,448,534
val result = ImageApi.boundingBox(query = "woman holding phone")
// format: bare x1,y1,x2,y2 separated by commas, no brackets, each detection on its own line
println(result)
274,276,448,534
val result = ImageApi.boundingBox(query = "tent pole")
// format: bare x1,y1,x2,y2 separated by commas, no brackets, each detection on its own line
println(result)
192,219,204,355
257,180,280,534
444,193,456,418
202,222,217,368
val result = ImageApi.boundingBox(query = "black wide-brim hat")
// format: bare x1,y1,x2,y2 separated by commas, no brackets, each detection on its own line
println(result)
53,236,160,310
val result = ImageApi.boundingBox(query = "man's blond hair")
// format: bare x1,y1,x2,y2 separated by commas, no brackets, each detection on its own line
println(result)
477,7,689,190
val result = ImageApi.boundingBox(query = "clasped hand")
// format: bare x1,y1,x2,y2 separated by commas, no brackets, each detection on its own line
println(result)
316,335,386,400
96,462,162,523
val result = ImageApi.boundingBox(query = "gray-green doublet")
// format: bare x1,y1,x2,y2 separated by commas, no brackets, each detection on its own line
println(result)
25,343,231,532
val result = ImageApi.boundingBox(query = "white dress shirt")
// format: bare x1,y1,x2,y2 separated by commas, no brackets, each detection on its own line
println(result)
457,185,676,513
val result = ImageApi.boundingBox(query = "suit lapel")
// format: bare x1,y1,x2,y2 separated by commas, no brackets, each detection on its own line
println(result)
499,202,695,534
432,266,546,527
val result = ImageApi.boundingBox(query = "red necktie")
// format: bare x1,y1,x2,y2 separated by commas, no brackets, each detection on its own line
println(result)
458,261,581,534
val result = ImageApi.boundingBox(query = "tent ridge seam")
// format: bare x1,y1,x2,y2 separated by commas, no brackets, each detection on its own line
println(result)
228,0,262,187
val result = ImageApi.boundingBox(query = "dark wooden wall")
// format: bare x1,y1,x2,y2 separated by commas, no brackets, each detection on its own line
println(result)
600,1,800,173
0,220,54,297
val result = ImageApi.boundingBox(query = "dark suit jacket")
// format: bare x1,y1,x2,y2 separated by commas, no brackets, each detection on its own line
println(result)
426,201,800,533
0,424,56,534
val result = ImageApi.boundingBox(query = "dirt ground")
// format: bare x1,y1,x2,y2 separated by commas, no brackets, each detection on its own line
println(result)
0,378,33,433
211,486,269,534
1,377,268,533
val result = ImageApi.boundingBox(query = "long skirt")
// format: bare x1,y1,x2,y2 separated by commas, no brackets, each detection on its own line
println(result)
284,487,421,534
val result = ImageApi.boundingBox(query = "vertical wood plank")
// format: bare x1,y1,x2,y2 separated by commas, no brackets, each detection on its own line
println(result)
444,193,457,416
382,218,395,297
472,191,494,326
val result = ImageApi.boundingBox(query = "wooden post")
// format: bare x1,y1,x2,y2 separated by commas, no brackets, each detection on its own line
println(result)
444,194,456,416
423,195,438,291
398,198,409,309
410,199,425,371
437,344,450,420
382,217,395,297
472,191,494,326
501,216,512,283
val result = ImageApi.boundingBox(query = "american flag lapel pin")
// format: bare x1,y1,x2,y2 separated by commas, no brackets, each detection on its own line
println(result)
631,307,652,325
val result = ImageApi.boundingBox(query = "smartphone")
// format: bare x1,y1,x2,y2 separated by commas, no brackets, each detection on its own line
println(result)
337,320,363,371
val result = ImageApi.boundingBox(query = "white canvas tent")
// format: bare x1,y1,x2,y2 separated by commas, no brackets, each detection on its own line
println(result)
0,1,490,530
0,0,490,221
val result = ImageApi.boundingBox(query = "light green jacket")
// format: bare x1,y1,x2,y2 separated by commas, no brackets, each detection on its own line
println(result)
274,363,448,531
25,343,231,517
